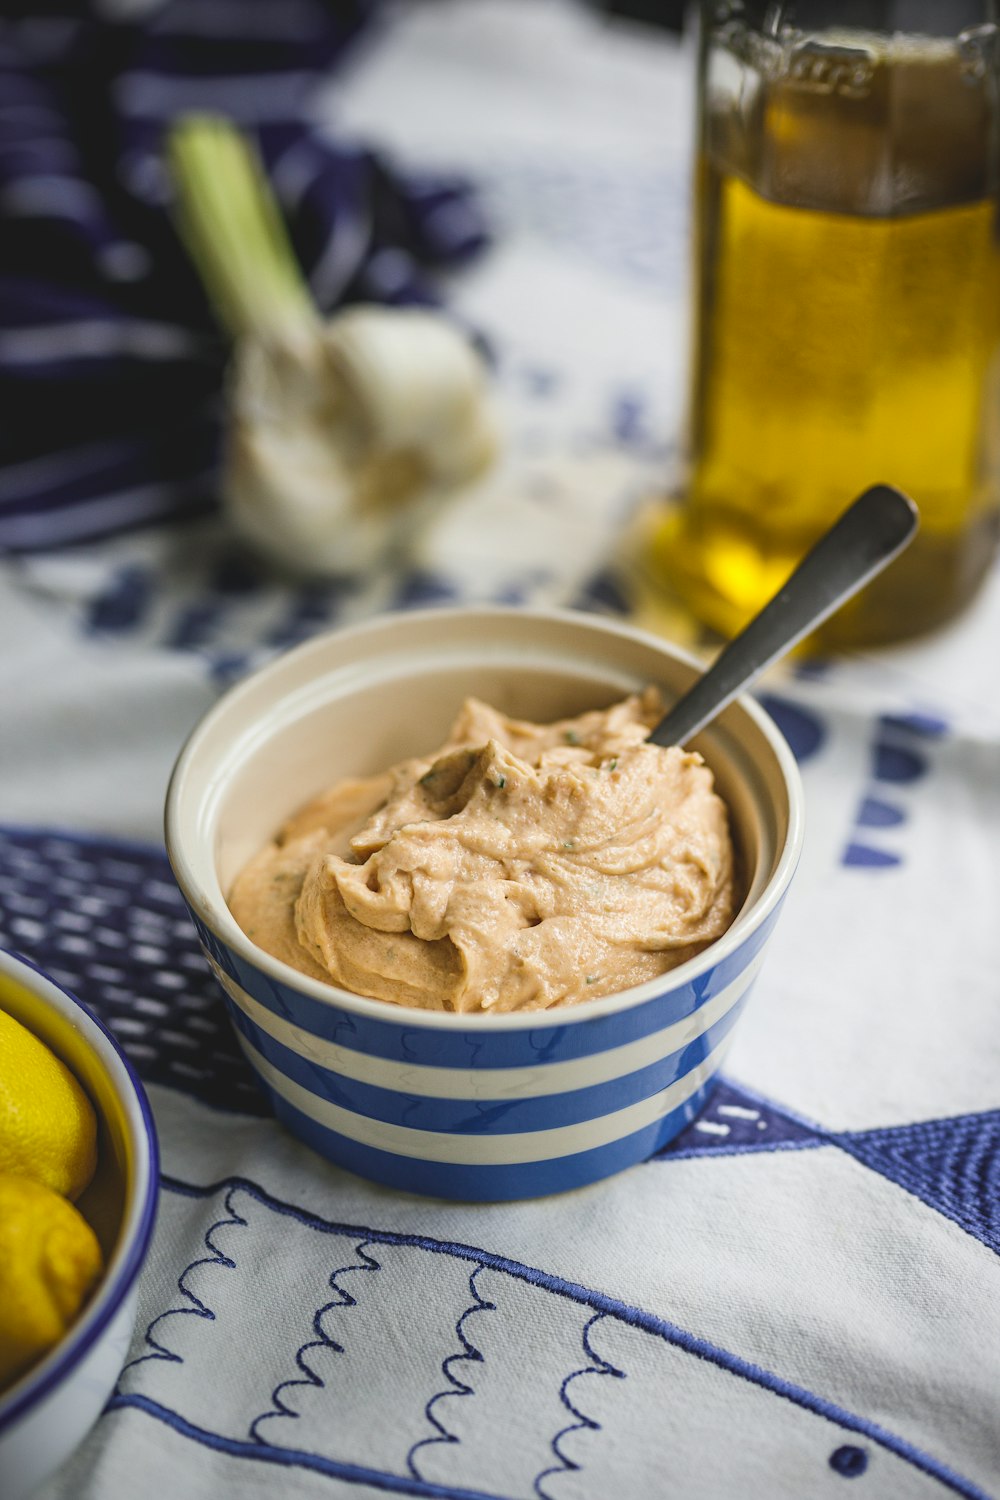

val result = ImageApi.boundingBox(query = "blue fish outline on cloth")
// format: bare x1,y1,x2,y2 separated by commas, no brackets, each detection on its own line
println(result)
109,1172,993,1500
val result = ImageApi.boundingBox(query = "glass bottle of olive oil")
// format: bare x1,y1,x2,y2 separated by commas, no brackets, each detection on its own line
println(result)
656,2,1000,646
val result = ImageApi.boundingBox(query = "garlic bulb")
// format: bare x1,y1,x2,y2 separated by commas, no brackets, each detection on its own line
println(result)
168,116,496,575
224,306,496,573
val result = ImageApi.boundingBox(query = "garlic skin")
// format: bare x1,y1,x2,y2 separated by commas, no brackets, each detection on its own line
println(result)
222,305,497,575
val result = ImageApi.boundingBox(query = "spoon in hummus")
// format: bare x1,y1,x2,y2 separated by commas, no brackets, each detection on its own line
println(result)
649,483,918,748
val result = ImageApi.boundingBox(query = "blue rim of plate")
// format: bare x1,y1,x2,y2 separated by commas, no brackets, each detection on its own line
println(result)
0,948,160,1435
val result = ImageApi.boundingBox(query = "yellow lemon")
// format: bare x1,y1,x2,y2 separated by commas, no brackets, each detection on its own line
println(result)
0,1008,98,1201
0,1174,104,1389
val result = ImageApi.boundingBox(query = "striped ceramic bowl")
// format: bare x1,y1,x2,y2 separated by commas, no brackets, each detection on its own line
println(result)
165,607,802,1201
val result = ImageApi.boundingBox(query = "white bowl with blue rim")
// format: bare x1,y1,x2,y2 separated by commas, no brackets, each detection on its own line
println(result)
165,607,802,1201
0,948,159,1500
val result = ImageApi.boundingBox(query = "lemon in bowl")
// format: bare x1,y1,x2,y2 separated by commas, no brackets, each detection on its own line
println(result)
0,950,158,1500
0,1003,99,1203
0,1175,104,1391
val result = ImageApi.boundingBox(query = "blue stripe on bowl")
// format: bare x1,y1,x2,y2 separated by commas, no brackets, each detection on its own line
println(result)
223,984,753,1134
191,901,781,1069
264,1079,718,1200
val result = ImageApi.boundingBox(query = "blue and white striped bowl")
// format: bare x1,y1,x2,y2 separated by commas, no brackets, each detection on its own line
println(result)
165,607,803,1201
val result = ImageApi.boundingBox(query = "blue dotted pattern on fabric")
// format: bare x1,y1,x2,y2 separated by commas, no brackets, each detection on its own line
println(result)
842,711,950,870
82,549,373,690
0,826,267,1115
572,567,634,618
74,542,642,692
756,694,827,765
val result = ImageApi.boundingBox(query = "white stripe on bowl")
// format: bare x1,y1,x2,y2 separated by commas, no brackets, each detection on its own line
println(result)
211,948,763,1100
236,1033,731,1166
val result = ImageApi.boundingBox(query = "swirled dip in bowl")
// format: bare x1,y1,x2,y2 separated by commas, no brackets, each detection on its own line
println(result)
229,691,735,1014
166,607,801,1201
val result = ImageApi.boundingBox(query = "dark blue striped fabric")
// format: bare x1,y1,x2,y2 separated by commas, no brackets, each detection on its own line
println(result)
0,2,489,552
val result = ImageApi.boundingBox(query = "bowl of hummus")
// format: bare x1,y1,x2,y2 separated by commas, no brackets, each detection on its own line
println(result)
165,607,803,1200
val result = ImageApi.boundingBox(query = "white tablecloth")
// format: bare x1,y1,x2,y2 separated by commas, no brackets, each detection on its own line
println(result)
3,4,1000,1497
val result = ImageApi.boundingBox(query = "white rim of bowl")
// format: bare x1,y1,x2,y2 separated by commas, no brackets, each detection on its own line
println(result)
165,605,805,1030
0,949,160,1432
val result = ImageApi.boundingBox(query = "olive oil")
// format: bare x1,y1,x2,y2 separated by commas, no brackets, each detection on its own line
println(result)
659,30,1000,645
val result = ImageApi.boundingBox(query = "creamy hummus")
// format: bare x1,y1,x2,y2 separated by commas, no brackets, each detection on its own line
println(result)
229,692,735,1013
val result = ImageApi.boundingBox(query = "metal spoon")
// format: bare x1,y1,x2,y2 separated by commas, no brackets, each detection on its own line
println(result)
648,484,918,748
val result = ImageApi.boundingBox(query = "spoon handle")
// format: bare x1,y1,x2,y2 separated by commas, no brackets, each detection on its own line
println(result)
648,484,918,748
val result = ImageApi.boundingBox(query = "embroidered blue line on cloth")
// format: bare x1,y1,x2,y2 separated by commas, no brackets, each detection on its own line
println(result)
533,1312,624,1500
407,1265,496,1480
250,1241,383,1447
108,1394,508,1500
117,1184,249,1383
